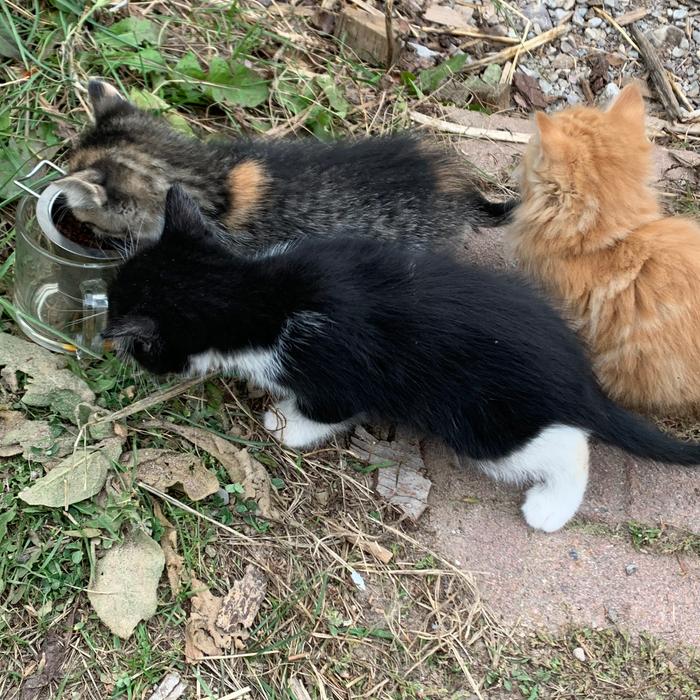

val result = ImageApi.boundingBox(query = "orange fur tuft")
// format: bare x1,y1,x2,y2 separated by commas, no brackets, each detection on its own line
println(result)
509,90,700,413
225,160,269,229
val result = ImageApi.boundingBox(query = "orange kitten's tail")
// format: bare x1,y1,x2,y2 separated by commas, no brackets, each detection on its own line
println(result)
589,397,700,466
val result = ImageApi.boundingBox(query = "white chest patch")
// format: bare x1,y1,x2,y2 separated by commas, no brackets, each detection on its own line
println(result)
188,347,287,395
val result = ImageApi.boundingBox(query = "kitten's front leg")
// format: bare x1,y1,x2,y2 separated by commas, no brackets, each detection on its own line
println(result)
263,398,353,449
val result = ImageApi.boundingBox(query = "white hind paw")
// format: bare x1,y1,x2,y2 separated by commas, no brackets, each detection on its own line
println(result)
522,484,579,533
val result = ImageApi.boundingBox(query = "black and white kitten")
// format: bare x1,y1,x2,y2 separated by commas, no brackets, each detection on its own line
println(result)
105,186,700,532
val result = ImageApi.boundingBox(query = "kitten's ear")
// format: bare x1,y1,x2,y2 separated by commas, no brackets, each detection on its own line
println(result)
162,184,210,242
534,112,564,158
87,79,134,122
607,83,645,127
57,170,107,210
103,316,157,345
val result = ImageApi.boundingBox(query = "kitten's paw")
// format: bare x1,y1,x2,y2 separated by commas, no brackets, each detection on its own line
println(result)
522,483,577,533
263,400,346,450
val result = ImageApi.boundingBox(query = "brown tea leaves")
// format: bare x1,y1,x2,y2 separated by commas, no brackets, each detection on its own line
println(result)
126,448,219,501
88,530,165,639
185,565,267,662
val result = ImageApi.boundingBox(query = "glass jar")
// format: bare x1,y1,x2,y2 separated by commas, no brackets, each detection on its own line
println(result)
13,181,122,356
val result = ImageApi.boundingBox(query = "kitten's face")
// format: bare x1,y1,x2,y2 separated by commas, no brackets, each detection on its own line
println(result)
521,84,651,203
104,185,218,374
56,81,171,241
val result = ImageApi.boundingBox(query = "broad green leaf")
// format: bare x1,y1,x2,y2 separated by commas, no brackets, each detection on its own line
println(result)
88,529,164,639
18,438,123,508
0,23,20,59
102,17,159,47
175,51,205,79
103,48,166,74
205,57,268,108
274,77,313,115
315,75,349,119
129,87,169,112
0,506,16,541
417,53,468,94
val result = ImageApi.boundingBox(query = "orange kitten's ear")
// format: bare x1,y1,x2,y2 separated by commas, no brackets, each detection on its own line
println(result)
606,84,645,127
534,112,564,158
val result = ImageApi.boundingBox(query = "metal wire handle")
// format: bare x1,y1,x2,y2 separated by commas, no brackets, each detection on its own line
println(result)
13,159,66,199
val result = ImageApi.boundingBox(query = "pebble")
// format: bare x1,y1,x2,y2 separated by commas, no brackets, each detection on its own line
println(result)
681,38,690,51
588,17,603,27
673,7,688,21
688,81,700,97
573,647,586,662
625,563,638,576
553,8,569,22
600,82,620,102
408,42,440,60
693,30,700,45
524,1,554,32
552,53,576,70
566,93,581,105
585,26,607,43
673,46,686,59
568,548,579,560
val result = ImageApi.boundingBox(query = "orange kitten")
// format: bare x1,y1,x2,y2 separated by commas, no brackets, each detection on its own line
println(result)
508,83,700,413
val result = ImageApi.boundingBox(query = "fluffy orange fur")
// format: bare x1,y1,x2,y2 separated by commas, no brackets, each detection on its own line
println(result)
509,83,700,413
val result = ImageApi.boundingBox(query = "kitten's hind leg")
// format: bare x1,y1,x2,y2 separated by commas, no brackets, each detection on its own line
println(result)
263,398,353,450
479,425,589,532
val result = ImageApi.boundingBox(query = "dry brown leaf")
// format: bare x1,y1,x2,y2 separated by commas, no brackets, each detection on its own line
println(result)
88,529,165,639
512,70,551,110
143,421,279,518
184,566,267,663
20,633,66,700
0,410,52,459
153,502,184,596
125,448,219,501
350,427,432,521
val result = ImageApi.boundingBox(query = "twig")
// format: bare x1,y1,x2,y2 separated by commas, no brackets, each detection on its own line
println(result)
136,481,255,542
94,374,216,424
216,689,252,700
410,111,531,143
418,26,520,44
680,108,700,123
384,0,396,68
670,76,694,112
460,21,570,73
629,23,683,122
593,7,638,52
343,534,394,563
616,7,650,27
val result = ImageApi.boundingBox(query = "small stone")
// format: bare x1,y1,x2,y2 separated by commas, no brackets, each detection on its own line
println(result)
524,2,553,32
603,0,616,7
649,25,685,49
693,30,700,45
625,563,638,576
482,63,502,85
553,8,568,22
585,26,606,43
672,46,686,59
673,7,688,21
680,38,690,50
408,41,440,60
573,647,586,662
569,548,579,560
540,79,555,95
575,5,587,18
573,12,585,26
599,82,620,103
687,81,699,97
552,53,575,70
606,606,619,624
588,16,603,27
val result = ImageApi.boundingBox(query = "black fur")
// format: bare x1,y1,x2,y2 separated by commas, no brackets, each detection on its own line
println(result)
65,80,515,250
107,186,700,470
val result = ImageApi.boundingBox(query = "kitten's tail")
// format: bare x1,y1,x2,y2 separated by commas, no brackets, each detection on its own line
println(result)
471,193,519,228
589,397,700,466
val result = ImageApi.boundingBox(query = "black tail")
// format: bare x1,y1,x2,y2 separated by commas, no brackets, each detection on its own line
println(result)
471,192,519,227
590,397,700,466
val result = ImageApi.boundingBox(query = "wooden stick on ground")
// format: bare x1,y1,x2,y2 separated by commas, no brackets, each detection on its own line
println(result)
460,21,570,73
630,23,683,122
410,111,531,143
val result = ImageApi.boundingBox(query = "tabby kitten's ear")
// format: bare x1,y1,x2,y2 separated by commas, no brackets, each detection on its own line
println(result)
606,83,645,129
162,184,211,242
87,79,134,121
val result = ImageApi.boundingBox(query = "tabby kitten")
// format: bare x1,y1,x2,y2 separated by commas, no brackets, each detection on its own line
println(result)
56,80,513,252
509,84,700,413
105,185,700,533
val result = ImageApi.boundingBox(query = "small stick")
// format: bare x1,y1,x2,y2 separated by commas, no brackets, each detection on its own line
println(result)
344,534,394,563
418,26,520,44
670,76,695,112
593,7,638,52
94,374,217,424
136,481,255,542
616,7,650,27
629,24,683,122
384,0,396,68
460,21,570,73
410,111,531,143
216,689,252,700
680,108,700,123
